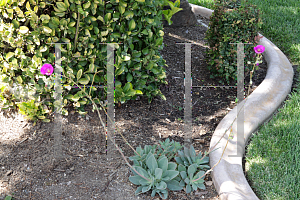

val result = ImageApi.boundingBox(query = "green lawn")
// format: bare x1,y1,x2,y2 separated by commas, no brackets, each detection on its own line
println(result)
189,0,300,199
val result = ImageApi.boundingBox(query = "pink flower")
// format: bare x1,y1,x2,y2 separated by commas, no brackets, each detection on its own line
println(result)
254,45,265,54
256,63,259,66
41,64,54,76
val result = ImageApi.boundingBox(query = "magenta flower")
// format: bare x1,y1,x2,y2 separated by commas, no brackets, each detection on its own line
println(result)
254,45,265,54
256,63,259,66
41,64,54,76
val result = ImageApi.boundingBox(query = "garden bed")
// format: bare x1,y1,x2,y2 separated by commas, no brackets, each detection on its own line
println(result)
0,15,268,200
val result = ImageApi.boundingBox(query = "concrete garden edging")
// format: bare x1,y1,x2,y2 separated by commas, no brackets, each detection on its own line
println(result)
189,3,294,200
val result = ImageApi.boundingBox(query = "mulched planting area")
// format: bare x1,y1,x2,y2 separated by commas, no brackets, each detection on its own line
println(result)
0,15,271,200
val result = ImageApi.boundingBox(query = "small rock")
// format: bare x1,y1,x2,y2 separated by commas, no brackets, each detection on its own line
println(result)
70,167,75,171
205,181,213,186
195,191,208,196
5,170,13,176
194,138,205,143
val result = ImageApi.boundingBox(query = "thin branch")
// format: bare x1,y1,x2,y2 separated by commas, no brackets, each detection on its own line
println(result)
60,73,151,182
198,93,249,163
192,128,230,182
61,72,141,157
73,12,80,53
59,55,260,184
192,99,250,183
193,58,261,182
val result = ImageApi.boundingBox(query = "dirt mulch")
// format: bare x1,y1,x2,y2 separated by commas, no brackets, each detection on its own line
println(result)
0,15,270,200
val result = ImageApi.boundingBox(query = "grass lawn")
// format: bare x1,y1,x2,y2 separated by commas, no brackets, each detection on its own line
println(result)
189,0,300,199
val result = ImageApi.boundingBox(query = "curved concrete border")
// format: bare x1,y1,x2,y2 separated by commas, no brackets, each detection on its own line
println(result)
189,3,294,200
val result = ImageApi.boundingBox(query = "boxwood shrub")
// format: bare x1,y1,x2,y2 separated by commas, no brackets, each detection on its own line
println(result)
204,0,263,84
0,0,182,124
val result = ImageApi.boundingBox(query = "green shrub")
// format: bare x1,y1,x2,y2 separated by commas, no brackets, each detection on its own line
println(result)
0,0,182,124
204,0,263,84
218,0,242,9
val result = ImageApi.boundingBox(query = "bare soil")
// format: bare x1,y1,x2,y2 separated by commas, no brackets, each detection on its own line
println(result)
0,15,270,200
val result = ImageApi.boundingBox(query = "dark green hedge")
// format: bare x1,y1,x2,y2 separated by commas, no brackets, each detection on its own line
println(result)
204,0,263,84
0,0,182,124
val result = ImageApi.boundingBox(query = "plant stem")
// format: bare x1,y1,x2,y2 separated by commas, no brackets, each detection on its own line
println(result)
61,72,152,182
195,53,263,182
61,72,141,157
73,12,80,53
60,66,254,184
193,94,251,182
